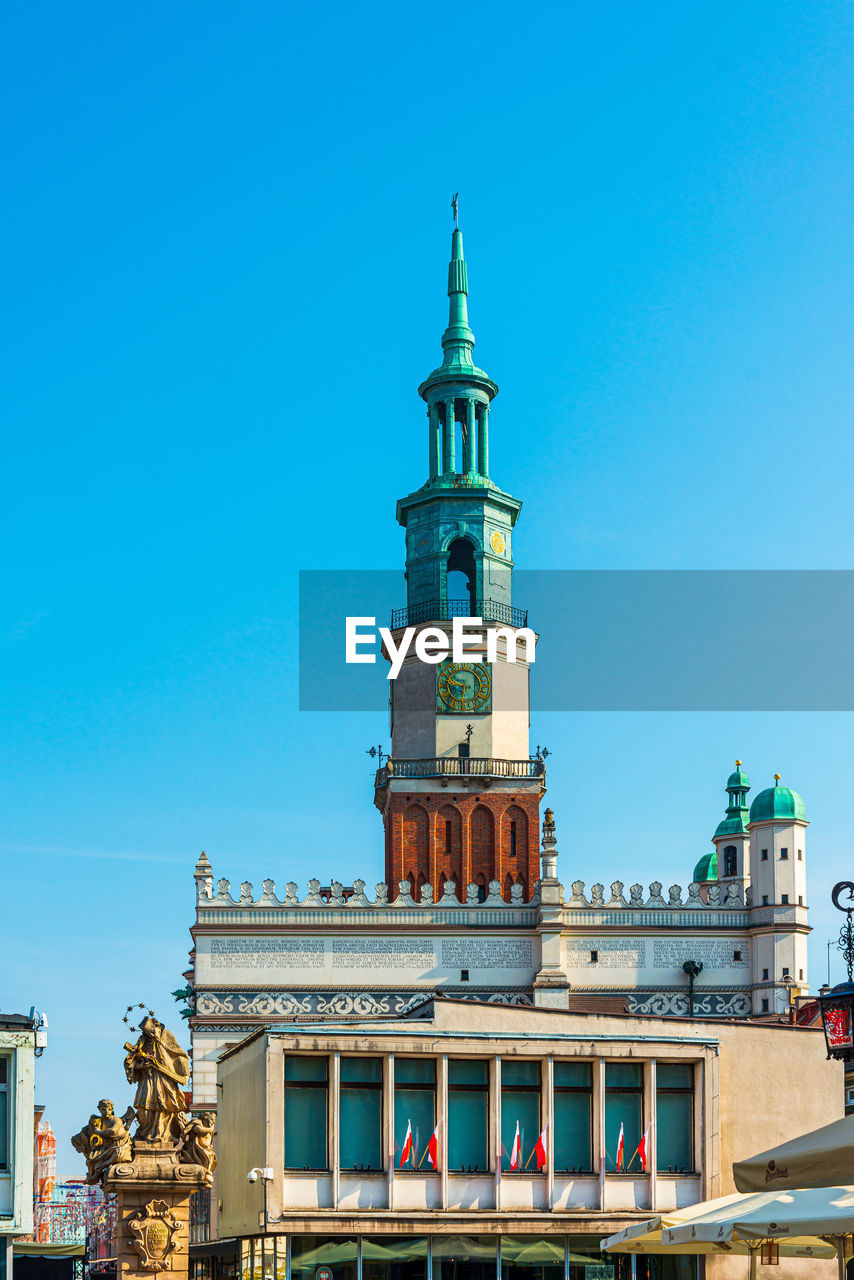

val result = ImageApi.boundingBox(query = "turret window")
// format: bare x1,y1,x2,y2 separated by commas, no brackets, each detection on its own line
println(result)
761,999,770,1012
798,850,803,861
723,846,737,877
781,894,789,904
761,849,768,861
780,848,788,860
762,968,769,980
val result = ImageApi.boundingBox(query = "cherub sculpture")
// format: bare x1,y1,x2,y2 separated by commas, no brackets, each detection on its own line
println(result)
180,1112,217,1184
71,1099,134,1184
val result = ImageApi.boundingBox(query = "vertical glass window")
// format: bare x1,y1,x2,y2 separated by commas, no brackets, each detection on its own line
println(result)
284,1056,328,1170
0,1056,8,1171
290,1237,357,1280
553,1062,592,1172
339,1057,383,1170
723,846,737,876
656,1063,694,1173
510,822,518,857
501,1237,564,1280
501,1061,541,1171
362,1236,428,1280
433,1236,496,1280
394,1059,436,1169
605,1062,643,1172
448,1060,489,1171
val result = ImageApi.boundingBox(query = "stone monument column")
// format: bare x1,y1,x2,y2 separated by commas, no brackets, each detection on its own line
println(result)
72,1016,216,1280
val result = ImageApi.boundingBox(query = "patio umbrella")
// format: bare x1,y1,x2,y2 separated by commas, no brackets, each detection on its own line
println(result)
663,1185,854,1279
601,1194,835,1260
733,1112,854,1193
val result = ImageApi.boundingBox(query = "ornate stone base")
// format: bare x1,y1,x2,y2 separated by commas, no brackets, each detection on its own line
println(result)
105,1142,206,1280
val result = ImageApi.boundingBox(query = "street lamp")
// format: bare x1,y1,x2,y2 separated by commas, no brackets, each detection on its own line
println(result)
247,1167,274,1232
819,882,854,1062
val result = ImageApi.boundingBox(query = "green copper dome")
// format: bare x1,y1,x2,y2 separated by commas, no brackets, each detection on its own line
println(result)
749,777,806,823
693,849,718,883
714,814,748,838
726,765,750,790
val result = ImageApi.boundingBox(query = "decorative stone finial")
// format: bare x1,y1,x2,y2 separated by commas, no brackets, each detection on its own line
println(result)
541,808,558,880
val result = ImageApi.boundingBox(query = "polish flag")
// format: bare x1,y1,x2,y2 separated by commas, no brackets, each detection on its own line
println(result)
510,1120,522,1171
532,1122,548,1171
616,1123,625,1171
636,1124,651,1173
426,1123,439,1170
399,1120,413,1168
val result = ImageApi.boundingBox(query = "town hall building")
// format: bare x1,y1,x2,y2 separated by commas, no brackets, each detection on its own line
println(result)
183,222,839,1280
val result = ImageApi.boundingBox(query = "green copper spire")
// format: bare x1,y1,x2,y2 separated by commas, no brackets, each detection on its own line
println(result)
441,228,475,372
418,216,498,483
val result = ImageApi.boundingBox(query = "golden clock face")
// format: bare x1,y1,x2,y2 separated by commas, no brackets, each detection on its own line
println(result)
490,530,506,555
436,661,492,714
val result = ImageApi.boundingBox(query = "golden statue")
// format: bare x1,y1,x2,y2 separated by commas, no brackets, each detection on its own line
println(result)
124,1016,190,1143
71,1099,134,1184
179,1112,216,1185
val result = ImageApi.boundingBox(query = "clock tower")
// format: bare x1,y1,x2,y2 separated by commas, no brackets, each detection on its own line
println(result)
373,223,544,902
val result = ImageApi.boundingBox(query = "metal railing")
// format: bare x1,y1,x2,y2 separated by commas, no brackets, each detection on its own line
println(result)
375,757,545,787
390,599,528,629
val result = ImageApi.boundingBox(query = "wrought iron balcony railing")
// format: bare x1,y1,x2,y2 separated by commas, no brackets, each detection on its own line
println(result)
374,756,545,787
390,598,528,629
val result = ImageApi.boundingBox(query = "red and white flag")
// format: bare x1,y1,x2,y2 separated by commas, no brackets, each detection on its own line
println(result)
532,1122,548,1171
426,1123,439,1170
510,1120,522,1171
616,1122,625,1171
399,1119,413,1168
636,1124,651,1173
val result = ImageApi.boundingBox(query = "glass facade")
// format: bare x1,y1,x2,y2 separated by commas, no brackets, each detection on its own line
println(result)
394,1059,435,1169
656,1063,694,1173
284,1056,328,1170
553,1061,592,1173
605,1062,643,1172
500,1062,540,1172
290,1236,357,1280
362,1236,428,1280
340,1058,382,1171
447,1060,488,1172
233,1239,697,1280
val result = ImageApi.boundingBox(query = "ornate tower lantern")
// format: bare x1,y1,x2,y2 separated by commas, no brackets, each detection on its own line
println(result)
374,208,544,902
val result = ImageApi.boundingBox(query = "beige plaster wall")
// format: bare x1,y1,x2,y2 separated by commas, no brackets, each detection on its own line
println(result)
218,1032,269,1239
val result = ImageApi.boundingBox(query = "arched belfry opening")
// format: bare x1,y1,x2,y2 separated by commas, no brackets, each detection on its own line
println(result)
446,537,477,613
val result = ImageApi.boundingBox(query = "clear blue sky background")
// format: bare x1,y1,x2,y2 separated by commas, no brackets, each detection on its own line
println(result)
2,1,853,1174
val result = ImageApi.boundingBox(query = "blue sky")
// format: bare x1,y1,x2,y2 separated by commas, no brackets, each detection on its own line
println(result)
2,1,853,1172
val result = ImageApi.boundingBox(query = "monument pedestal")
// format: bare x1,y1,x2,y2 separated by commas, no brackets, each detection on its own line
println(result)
104,1141,206,1280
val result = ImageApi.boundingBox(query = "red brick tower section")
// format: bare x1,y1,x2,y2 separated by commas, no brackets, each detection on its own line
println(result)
379,789,541,903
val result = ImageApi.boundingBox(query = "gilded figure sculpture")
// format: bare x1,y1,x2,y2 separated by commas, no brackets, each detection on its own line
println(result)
124,1016,190,1143
179,1111,216,1184
71,1099,134,1184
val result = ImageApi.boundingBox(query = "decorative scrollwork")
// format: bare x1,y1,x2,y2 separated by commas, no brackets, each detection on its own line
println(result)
832,881,854,980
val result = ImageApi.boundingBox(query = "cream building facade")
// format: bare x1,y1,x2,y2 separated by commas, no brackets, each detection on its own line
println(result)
209,1000,840,1280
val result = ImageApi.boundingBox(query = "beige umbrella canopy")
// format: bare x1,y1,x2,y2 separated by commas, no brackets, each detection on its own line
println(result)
662,1186,854,1279
733,1113,854,1193
601,1194,835,1259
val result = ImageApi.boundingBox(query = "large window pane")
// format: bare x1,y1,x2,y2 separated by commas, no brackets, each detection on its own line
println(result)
554,1062,592,1173
501,1060,541,1171
340,1056,382,1171
290,1237,357,1280
605,1062,642,1173
434,1235,496,1280
448,1060,488,1172
362,1236,428,1280
394,1060,435,1169
284,1057,328,1170
501,1236,564,1280
657,1063,694,1173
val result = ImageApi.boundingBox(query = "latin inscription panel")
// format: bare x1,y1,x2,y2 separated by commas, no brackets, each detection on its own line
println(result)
441,938,534,970
653,939,750,969
210,938,324,968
